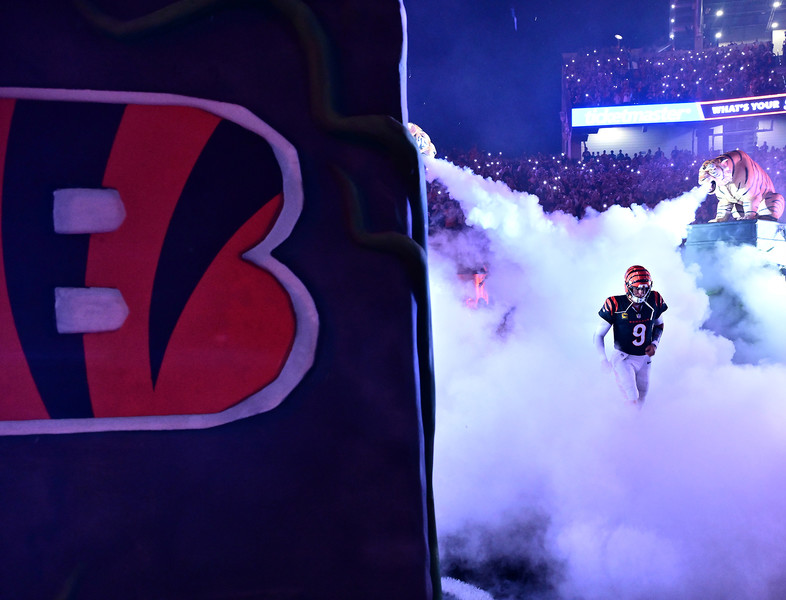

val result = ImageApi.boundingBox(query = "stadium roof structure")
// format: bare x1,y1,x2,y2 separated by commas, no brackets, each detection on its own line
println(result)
701,0,783,44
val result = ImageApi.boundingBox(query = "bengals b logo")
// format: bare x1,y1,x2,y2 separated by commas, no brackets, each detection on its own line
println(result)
0,89,317,435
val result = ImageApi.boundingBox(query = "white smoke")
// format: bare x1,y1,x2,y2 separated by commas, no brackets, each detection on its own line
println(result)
426,157,786,600
442,576,497,600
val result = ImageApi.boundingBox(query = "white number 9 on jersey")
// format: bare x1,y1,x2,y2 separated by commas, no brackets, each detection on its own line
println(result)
632,323,646,346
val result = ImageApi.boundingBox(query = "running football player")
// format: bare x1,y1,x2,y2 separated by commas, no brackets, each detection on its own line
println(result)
593,265,667,407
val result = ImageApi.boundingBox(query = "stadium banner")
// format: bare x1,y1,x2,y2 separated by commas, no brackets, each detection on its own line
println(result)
571,93,786,127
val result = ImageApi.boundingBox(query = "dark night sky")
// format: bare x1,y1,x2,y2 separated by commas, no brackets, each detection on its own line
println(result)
405,0,671,157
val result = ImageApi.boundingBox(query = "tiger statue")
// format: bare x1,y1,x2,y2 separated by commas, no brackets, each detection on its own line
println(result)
698,149,784,222
407,122,437,158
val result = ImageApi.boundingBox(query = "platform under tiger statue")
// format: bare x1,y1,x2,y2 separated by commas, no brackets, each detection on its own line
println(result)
698,149,785,222
684,219,786,271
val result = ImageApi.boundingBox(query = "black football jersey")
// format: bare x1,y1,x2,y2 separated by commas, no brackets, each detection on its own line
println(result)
598,291,667,355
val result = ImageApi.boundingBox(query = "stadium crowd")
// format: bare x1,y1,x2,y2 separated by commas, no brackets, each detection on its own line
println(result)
426,143,786,231
426,40,786,231
563,42,783,108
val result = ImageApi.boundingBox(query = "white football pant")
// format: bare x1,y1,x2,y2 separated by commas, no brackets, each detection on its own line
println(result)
611,350,651,406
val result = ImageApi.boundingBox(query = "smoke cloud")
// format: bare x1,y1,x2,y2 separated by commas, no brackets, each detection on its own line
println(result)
426,157,786,600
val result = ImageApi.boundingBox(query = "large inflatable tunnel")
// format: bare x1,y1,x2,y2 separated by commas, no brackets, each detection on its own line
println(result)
0,1,438,598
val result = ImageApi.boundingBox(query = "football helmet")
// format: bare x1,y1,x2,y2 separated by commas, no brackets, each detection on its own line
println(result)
625,265,652,304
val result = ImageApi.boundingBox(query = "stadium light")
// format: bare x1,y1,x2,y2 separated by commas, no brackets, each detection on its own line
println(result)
774,22,780,28
715,31,723,39
615,33,622,48
716,9,724,16
775,2,782,8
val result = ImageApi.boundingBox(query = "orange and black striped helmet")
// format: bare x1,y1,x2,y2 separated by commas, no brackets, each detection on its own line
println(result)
625,265,652,303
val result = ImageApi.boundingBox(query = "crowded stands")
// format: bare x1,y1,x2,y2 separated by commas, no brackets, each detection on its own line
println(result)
427,143,786,231
426,40,786,232
563,42,784,108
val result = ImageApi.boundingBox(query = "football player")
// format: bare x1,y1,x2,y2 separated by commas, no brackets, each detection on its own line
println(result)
593,265,667,407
